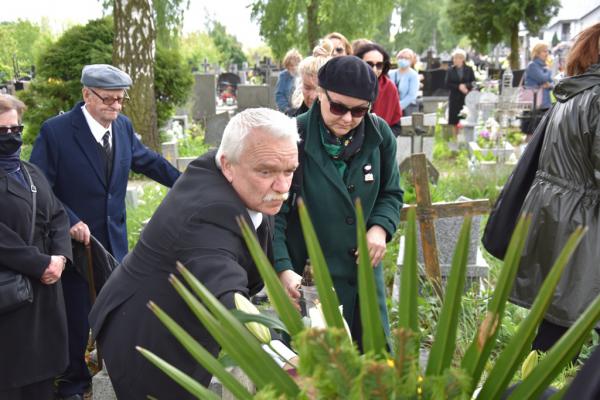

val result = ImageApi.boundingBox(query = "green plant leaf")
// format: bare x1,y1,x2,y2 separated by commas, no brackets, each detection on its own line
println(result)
229,309,289,333
355,198,387,356
398,207,419,334
237,217,304,337
426,216,472,376
170,268,300,396
136,346,221,400
146,301,253,400
508,292,600,400
461,216,532,393
478,226,586,400
297,198,346,331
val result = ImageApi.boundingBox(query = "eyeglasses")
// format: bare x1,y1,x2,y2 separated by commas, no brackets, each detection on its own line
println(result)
334,47,345,54
366,61,384,70
0,125,24,135
89,88,129,105
324,91,370,118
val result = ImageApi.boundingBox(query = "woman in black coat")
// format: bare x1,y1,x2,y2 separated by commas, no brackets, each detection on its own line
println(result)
445,48,476,135
0,94,72,400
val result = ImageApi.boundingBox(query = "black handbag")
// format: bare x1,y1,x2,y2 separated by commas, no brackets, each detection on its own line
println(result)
0,163,36,314
482,105,554,260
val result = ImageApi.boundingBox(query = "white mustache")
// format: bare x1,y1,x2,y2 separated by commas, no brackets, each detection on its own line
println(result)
262,192,289,202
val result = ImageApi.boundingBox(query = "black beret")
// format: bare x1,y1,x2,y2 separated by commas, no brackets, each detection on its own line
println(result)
318,56,378,102
81,64,132,89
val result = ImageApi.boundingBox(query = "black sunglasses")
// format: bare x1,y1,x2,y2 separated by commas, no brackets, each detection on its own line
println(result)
334,47,345,54
0,125,24,135
89,88,129,105
324,91,370,118
366,61,384,70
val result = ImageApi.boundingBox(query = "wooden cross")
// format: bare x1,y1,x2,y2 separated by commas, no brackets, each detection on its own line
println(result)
399,153,491,292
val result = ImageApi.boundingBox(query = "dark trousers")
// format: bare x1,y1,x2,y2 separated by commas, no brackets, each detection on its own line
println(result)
0,378,54,400
57,268,92,396
532,318,600,363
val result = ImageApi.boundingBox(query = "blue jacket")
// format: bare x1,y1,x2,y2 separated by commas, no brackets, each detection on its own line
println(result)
30,102,181,261
275,69,295,112
524,58,553,109
389,68,419,110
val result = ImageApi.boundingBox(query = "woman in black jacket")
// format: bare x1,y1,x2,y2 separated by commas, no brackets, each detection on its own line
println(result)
0,94,72,400
445,48,475,135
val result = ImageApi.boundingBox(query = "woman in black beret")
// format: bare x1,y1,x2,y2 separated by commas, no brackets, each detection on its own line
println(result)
273,56,404,349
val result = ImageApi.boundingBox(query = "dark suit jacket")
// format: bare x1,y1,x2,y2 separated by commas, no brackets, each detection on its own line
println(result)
30,102,181,261
88,150,271,400
0,161,72,390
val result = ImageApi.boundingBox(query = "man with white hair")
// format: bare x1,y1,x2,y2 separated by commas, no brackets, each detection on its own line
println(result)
89,108,299,399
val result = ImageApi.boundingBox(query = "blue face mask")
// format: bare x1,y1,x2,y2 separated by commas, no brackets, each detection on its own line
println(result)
398,59,411,69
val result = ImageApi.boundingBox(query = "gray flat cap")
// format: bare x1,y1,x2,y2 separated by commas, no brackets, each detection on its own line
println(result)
81,64,132,89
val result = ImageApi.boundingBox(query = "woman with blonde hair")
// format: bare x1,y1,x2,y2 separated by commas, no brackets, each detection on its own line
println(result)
275,48,302,113
289,54,331,116
325,32,353,56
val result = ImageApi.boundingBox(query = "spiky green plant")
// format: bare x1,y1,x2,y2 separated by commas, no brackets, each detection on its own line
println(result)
137,201,598,399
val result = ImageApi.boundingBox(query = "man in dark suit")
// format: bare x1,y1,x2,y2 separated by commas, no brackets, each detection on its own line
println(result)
89,107,299,399
30,64,181,399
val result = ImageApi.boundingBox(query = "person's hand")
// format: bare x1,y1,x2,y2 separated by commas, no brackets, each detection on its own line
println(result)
70,221,90,245
458,83,469,94
40,255,66,285
278,269,302,308
364,225,387,267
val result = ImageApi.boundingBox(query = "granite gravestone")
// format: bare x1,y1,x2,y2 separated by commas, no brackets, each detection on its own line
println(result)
192,72,217,121
204,112,231,147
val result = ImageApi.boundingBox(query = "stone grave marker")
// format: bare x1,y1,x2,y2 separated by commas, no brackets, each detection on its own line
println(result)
191,72,217,121
161,140,179,166
176,156,196,172
237,84,272,111
204,112,231,147
268,70,280,109
397,112,437,180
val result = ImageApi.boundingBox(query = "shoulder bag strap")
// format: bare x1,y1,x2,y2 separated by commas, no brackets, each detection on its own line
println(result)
20,163,37,246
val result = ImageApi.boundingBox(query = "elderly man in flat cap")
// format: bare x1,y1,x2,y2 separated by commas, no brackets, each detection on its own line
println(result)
30,64,181,399
274,55,403,349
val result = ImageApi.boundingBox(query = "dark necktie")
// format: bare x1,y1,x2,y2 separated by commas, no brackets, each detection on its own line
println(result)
102,131,112,159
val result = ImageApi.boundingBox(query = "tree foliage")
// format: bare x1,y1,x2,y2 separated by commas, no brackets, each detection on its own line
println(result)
0,20,54,81
179,31,222,71
250,0,395,59
446,0,560,68
18,18,192,145
393,0,465,55
208,21,247,67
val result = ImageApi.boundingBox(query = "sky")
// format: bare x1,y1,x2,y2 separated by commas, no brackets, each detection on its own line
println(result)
1,0,264,49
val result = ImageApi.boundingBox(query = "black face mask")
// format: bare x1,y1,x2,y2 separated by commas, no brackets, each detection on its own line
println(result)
0,133,23,155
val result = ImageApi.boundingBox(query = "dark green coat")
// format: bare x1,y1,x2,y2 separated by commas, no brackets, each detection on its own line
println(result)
273,104,403,334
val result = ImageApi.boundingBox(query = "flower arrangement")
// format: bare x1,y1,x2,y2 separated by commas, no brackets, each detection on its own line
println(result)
137,201,598,399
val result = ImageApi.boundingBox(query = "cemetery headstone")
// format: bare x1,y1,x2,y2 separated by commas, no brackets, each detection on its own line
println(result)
268,71,279,109
237,84,272,111
176,157,196,172
397,113,437,178
204,112,231,147
191,73,217,121
422,69,448,97
92,367,117,400
161,140,179,166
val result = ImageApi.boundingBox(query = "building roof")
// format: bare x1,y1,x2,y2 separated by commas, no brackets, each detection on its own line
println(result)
547,0,600,28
